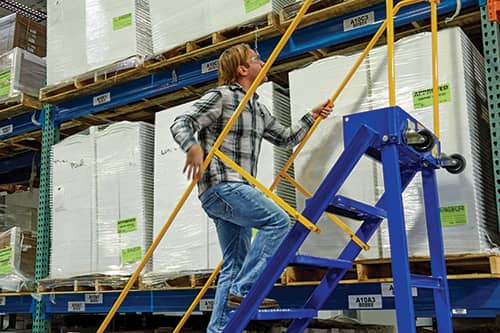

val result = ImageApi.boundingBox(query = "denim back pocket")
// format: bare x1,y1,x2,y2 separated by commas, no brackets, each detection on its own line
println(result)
201,191,233,220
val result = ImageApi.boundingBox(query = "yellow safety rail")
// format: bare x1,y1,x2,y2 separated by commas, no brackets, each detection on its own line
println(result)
96,1,314,332
173,0,442,331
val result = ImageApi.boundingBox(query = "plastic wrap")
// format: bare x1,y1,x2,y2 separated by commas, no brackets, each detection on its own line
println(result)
46,0,87,85
50,122,154,278
0,13,46,57
0,47,46,103
150,82,286,277
85,0,152,72
0,189,39,232
0,227,36,292
150,0,294,54
289,27,497,259
47,0,152,85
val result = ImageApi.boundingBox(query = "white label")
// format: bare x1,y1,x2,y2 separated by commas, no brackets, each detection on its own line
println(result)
0,297,6,306
348,294,382,309
199,299,214,311
0,124,13,136
452,308,467,315
381,283,418,297
85,293,103,304
343,12,375,32
68,301,85,312
93,92,111,106
201,59,219,74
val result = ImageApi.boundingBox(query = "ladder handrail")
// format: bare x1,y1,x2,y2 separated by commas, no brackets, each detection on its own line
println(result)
96,1,314,332
173,0,434,331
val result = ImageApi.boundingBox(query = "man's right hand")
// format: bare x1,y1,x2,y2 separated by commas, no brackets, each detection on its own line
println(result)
184,144,204,181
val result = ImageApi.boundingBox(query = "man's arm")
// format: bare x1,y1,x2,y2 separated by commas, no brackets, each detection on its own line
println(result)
263,99,332,147
170,90,223,180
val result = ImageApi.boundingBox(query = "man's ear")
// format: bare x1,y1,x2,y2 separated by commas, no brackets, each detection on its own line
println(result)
237,64,248,77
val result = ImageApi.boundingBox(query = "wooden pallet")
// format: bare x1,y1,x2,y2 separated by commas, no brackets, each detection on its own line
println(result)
281,254,500,285
146,13,281,72
39,56,148,104
0,94,41,122
38,275,139,293
140,272,215,290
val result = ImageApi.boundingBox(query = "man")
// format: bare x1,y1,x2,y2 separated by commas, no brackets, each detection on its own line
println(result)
170,43,332,332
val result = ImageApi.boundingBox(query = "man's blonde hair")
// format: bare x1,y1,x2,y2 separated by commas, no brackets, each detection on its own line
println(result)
217,43,251,86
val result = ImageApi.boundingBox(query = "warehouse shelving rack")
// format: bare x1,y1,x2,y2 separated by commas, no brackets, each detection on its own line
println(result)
0,0,498,331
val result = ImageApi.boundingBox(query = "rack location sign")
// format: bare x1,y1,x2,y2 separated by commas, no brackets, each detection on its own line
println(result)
344,12,375,31
199,299,214,311
348,294,382,309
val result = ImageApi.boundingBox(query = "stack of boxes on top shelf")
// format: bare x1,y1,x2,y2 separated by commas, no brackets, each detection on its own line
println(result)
45,0,293,85
290,27,498,260
0,189,39,291
0,14,46,106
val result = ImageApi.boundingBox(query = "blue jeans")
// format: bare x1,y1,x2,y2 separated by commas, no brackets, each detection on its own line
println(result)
199,182,290,333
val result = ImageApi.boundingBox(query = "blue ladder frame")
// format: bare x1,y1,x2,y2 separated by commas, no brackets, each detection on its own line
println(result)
223,106,454,333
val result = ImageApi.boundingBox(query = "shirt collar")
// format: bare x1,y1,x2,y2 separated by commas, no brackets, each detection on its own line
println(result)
228,83,260,100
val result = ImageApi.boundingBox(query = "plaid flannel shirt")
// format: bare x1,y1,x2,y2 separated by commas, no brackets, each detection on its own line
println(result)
170,84,314,194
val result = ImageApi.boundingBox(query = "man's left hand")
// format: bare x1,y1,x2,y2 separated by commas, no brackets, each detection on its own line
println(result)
311,99,333,120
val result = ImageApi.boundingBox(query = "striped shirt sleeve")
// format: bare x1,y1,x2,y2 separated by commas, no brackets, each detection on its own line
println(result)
261,103,315,148
170,90,223,152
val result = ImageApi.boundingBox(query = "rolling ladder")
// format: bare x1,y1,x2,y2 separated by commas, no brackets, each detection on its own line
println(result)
223,106,465,333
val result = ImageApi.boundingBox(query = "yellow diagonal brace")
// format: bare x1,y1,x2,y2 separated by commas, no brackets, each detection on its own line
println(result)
280,172,369,251
214,149,320,233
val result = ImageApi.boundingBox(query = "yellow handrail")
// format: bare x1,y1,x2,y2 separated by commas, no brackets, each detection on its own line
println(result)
387,0,396,106
431,0,441,138
173,1,431,331
96,1,314,332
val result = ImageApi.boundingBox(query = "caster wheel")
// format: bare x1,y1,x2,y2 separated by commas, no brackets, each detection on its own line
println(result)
411,128,435,152
445,153,466,174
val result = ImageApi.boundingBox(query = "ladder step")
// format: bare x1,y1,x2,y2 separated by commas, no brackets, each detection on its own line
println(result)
290,254,353,270
252,308,318,320
410,274,443,289
325,195,387,220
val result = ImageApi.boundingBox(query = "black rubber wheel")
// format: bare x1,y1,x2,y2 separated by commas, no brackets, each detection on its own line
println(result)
445,153,466,174
411,128,435,152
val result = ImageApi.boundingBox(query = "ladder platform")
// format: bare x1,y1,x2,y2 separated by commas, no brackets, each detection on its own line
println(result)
290,254,353,270
410,273,443,289
325,195,387,220
251,308,317,320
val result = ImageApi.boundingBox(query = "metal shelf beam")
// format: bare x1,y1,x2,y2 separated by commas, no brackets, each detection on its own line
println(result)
40,279,500,318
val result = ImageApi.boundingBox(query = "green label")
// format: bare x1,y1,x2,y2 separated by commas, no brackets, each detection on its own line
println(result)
113,13,132,31
440,205,467,227
412,83,451,109
0,247,12,262
0,247,12,275
117,218,137,234
121,246,142,264
244,0,270,13
0,262,11,275
0,69,11,96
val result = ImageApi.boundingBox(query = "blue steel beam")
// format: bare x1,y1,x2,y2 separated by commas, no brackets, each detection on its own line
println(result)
40,279,500,318
0,0,476,142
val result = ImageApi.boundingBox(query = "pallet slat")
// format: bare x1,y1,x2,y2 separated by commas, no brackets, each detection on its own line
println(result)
281,254,500,285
